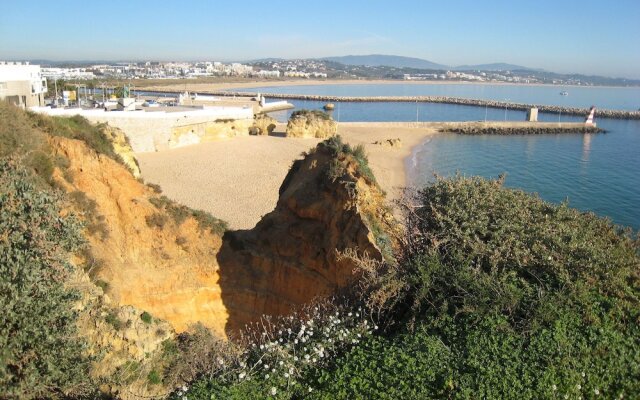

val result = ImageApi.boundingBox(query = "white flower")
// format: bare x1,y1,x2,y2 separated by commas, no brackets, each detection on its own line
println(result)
304,354,310,360
260,344,265,350
312,358,317,362
270,387,277,396
239,372,246,379
265,374,270,379
217,358,224,365
294,356,298,361
284,372,290,378
577,384,582,390
552,384,557,391
594,389,600,395
548,256,552,261
308,387,313,392
348,312,353,317
294,339,298,344
182,385,188,392
374,325,379,330
279,360,284,366
264,364,269,369
581,372,586,378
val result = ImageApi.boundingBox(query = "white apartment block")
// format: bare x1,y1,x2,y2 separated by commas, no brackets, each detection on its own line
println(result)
0,62,47,108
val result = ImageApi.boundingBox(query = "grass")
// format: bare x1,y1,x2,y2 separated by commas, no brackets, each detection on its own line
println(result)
149,195,228,235
321,136,377,185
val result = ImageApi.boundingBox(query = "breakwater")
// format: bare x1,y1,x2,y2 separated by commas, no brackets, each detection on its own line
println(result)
208,91,639,120
435,121,604,135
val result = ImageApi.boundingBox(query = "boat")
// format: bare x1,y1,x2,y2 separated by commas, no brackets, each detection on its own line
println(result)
560,91,569,96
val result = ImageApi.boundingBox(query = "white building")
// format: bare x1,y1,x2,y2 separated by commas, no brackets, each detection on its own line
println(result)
0,62,47,108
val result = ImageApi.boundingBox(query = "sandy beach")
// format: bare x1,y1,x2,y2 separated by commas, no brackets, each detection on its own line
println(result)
137,78,584,94
136,123,437,230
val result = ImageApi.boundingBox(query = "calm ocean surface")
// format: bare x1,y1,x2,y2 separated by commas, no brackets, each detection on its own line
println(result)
255,84,640,230
243,83,640,110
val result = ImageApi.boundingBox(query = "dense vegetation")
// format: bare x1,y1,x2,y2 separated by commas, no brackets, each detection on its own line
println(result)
0,101,129,185
177,176,639,399
0,160,93,398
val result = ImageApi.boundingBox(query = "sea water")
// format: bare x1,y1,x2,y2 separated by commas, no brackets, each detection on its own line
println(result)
254,84,639,230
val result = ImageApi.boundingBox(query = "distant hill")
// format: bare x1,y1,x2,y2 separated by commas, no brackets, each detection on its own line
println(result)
322,54,449,70
454,63,541,72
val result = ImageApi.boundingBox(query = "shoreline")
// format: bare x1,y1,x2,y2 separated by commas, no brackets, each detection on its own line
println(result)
137,78,640,92
135,122,437,230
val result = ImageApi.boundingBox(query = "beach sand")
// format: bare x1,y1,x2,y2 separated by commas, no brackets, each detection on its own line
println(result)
137,78,565,94
136,123,437,230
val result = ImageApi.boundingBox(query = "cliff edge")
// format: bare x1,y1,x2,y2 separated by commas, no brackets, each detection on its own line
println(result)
218,136,397,332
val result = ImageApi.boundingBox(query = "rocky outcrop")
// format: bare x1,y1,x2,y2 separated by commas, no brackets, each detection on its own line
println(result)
250,113,277,135
169,118,254,148
373,138,402,147
50,132,395,338
217,137,397,331
72,270,175,399
286,110,338,138
101,124,141,177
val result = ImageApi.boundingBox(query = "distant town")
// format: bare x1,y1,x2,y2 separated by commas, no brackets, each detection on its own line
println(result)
30,58,640,87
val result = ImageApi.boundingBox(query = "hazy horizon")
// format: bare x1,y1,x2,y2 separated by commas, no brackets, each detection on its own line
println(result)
1,0,639,79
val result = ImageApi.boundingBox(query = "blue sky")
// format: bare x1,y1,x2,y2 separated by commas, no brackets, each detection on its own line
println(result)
1,0,639,78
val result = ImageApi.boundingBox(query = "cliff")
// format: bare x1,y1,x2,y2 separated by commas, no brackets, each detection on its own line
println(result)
49,136,230,337
217,137,397,331
286,110,338,138
50,132,395,336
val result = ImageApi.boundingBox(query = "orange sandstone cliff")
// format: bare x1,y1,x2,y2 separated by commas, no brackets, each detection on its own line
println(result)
51,134,394,338
217,139,396,331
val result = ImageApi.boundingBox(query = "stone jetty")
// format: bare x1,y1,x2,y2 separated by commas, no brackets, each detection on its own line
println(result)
436,121,604,135
208,91,640,120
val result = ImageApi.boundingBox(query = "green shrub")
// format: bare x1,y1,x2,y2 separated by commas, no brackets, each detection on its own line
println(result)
145,212,169,229
320,136,377,185
0,159,93,398
27,112,128,168
140,311,153,324
147,182,163,194
325,176,640,399
68,190,109,239
105,311,125,331
148,370,162,385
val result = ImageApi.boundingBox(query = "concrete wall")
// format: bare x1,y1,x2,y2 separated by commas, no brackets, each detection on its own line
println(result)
33,107,254,152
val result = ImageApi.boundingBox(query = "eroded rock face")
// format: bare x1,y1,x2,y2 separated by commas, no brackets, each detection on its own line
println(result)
217,140,396,332
286,110,338,138
50,136,229,337
101,124,142,177
51,134,394,339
